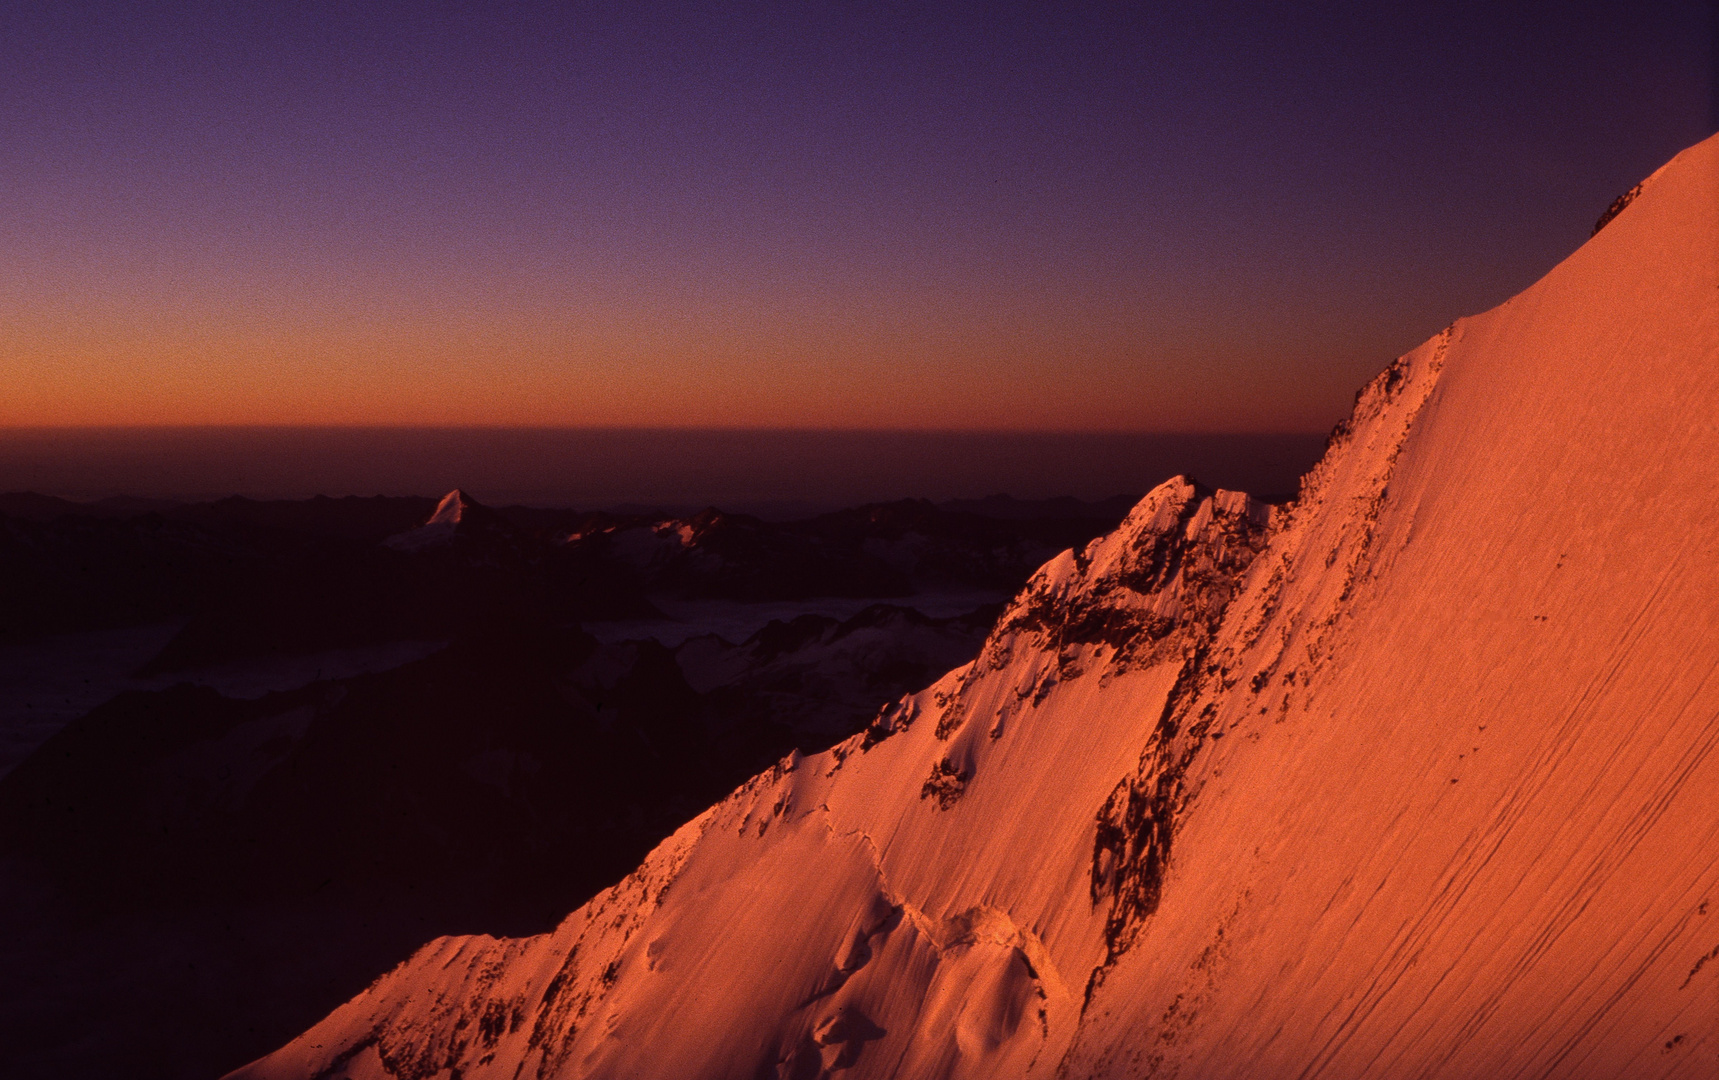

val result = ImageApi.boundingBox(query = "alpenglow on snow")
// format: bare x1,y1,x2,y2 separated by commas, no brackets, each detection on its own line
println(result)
234,132,1719,1080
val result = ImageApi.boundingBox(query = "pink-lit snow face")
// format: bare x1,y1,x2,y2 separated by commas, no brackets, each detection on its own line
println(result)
232,134,1719,1080
426,490,473,526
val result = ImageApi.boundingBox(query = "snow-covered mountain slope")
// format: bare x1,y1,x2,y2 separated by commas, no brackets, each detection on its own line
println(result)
233,133,1719,1080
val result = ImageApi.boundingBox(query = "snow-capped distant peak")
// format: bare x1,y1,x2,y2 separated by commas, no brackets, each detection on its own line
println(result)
383,489,487,551
427,489,477,526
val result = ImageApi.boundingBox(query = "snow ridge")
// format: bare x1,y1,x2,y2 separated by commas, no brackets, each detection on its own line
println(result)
232,132,1719,1080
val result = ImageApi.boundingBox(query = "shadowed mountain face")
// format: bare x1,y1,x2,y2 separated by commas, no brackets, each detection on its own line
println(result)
0,488,1067,1077
0,604,1002,1078
8,640,659,931
0,512,246,640
227,135,1719,1080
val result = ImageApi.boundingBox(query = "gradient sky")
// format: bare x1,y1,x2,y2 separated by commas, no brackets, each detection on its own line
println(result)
2,1,1713,432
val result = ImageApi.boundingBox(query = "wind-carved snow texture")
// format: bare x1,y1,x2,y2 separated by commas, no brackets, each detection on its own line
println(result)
234,132,1719,1079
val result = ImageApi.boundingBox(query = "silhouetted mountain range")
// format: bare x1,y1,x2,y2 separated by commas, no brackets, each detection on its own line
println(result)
0,486,1104,1077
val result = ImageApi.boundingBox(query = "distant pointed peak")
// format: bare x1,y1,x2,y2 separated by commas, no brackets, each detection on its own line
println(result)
428,489,481,526
384,489,502,551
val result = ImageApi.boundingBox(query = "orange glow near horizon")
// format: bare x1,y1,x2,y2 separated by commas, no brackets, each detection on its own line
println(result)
5,6,1704,438
2,255,1416,433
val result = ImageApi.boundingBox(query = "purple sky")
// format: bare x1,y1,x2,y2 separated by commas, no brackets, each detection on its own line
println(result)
3,2,1713,431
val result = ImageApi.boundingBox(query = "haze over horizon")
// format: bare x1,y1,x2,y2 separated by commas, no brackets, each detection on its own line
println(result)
4,2,1713,436
0,427,1330,512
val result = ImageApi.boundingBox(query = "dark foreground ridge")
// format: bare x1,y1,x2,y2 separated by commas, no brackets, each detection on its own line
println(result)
0,487,1121,1078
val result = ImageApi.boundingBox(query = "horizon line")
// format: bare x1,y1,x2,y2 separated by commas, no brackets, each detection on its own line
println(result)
0,423,1332,437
